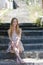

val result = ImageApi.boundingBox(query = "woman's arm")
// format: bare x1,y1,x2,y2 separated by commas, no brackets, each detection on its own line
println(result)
8,29,12,41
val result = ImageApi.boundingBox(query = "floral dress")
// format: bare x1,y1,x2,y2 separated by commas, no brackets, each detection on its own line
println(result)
7,30,24,53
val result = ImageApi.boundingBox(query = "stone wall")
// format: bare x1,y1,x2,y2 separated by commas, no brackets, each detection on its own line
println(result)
0,0,9,9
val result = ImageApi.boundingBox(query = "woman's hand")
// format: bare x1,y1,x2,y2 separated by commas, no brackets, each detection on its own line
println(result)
11,41,15,47
16,35,21,45
11,41,19,50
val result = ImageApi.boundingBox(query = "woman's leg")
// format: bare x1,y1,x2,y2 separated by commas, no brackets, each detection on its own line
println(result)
13,47,24,63
14,47,22,61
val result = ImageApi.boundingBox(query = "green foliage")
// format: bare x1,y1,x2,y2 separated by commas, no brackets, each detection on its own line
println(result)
35,18,41,26
27,4,43,22
0,19,2,23
26,0,29,5
8,0,13,2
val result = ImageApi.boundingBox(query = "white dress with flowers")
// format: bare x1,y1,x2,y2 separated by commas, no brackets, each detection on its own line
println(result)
7,30,24,53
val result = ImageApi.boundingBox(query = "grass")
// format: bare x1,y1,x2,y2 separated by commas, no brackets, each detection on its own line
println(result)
27,4,43,23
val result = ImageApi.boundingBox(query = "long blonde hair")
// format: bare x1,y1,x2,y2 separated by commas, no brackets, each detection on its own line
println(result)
8,18,20,38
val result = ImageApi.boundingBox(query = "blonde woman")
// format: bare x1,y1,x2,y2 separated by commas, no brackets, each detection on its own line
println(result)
7,18,24,63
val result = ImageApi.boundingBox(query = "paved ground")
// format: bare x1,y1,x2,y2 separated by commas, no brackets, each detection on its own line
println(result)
0,58,43,65
0,9,8,19
1,0,30,23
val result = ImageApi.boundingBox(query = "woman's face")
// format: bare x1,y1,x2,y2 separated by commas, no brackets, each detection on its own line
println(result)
13,19,18,28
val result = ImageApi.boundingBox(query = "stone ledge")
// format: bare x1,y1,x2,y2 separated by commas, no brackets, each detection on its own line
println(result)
0,59,43,65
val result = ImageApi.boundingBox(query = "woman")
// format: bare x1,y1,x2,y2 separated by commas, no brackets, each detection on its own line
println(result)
7,18,24,63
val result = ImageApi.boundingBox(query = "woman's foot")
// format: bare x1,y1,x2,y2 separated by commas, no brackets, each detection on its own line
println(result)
20,59,25,63
16,58,25,64
16,58,20,64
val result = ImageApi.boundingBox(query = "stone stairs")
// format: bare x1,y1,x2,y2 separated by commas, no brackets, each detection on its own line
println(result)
0,23,43,60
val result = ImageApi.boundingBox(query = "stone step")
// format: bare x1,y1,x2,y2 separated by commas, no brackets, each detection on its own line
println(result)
22,36,43,40
0,29,43,36
22,27,43,30
0,60,17,65
1,29,43,32
0,23,43,30
0,37,43,44
0,43,43,46
22,39,43,44
0,52,16,60
0,50,26,59
0,26,43,30
24,45,43,51
0,35,43,38
0,51,37,59
22,30,43,36
0,30,43,32
23,30,43,32
24,51,43,59
0,38,43,44
0,59,43,65
0,36,43,43
0,43,43,51
0,51,43,59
